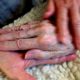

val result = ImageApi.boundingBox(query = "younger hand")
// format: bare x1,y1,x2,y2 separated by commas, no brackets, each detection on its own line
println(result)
44,0,80,49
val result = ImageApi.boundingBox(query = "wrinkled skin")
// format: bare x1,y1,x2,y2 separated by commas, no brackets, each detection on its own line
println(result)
44,0,80,49
0,20,77,80
0,20,75,58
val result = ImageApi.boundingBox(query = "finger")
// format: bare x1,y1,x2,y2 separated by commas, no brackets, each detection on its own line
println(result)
25,49,48,59
43,0,55,19
25,49,55,60
24,54,77,68
0,27,57,51
0,38,38,51
0,21,40,34
69,0,80,49
0,20,52,41
25,44,75,60
0,34,74,52
0,34,58,51
0,27,40,41
56,0,72,44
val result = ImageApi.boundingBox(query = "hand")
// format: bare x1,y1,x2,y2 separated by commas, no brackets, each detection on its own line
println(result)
0,20,75,59
44,0,80,49
0,51,36,80
0,51,76,80
0,20,57,51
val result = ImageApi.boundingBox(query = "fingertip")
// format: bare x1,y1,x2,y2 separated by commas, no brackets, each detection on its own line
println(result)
43,11,54,19
43,0,55,19
25,49,42,59
25,50,34,59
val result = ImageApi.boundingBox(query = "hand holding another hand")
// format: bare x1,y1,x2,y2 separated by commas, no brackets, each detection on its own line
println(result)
44,0,80,49
0,20,75,59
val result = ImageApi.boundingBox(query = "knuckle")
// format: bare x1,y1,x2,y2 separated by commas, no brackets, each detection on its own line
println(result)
16,39,23,49
40,23,55,34
38,35,54,49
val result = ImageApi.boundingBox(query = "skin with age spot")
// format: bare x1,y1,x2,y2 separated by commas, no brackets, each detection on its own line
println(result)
0,20,76,80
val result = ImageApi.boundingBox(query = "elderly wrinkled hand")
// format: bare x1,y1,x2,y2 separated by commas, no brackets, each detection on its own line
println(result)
44,0,80,49
0,20,75,59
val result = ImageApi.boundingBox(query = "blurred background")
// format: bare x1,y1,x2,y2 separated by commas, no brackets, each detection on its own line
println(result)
0,0,45,27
